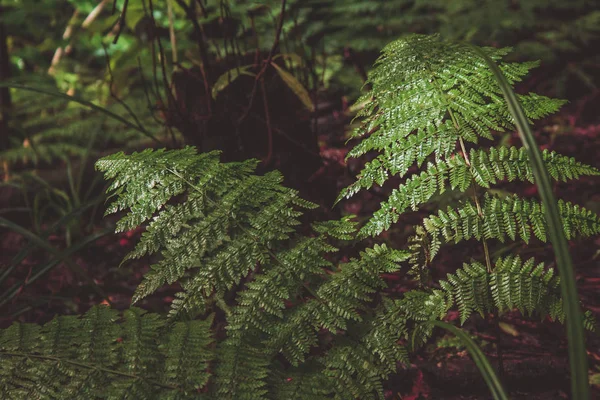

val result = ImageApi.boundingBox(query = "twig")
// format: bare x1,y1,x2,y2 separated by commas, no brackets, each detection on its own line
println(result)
173,0,213,97
166,0,178,63
195,0,208,17
49,0,110,75
148,0,180,108
112,0,129,44
136,56,166,127
236,0,287,127
260,78,273,165
102,44,148,135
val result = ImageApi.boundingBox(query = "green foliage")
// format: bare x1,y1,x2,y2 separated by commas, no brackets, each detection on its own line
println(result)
96,147,416,398
0,305,214,399
300,0,600,95
438,256,595,327
1,33,598,399
342,33,598,337
350,146,600,237
96,147,323,319
304,0,600,61
1,79,163,169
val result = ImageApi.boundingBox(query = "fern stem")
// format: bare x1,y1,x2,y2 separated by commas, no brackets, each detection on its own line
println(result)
459,137,493,272
423,46,494,273
0,351,180,390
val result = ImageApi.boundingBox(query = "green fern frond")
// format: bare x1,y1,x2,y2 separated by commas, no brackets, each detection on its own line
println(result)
264,244,408,366
14,33,590,400
358,147,599,236
0,306,213,399
417,195,600,261
270,362,331,400
215,339,271,400
439,256,597,329
312,215,359,241
342,34,566,196
423,195,600,258
216,244,408,399
96,148,318,315
320,343,386,399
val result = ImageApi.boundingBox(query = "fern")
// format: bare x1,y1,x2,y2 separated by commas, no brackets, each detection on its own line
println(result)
301,0,600,95
417,194,600,262
438,256,596,328
0,306,213,399
1,34,598,399
96,147,415,398
356,146,600,237
340,33,598,363
1,78,163,170
96,147,324,318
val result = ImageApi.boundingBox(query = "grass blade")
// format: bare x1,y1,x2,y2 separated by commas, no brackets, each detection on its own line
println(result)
473,45,590,400
0,217,112,306
0,82,161,144
432,320,509,400
0,229,110,309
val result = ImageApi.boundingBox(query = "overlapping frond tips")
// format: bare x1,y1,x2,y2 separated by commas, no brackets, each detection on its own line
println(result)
264,244,409,366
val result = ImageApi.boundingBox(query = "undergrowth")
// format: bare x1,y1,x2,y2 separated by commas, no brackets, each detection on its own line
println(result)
0,34,598,399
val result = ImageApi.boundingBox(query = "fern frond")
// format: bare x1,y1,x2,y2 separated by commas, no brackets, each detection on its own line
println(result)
320,343,386,399
270,362,331,400
96,148,317,315
359,146,599,236
0,306,214,399
420,195,600,260
216,244,408,399
341,34,566,199
439,256,597,329
265,244,408,366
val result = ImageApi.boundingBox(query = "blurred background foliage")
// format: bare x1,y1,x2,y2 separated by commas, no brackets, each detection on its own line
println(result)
1,0,599,166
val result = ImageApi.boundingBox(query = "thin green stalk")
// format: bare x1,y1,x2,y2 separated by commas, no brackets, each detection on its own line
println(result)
432,321,509,400
0,217,113,307
472,45,590,400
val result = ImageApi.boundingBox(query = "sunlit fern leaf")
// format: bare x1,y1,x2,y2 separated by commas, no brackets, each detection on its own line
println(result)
96,148,319,314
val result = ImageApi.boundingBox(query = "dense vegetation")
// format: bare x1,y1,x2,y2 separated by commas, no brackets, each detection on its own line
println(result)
0,1,599,399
